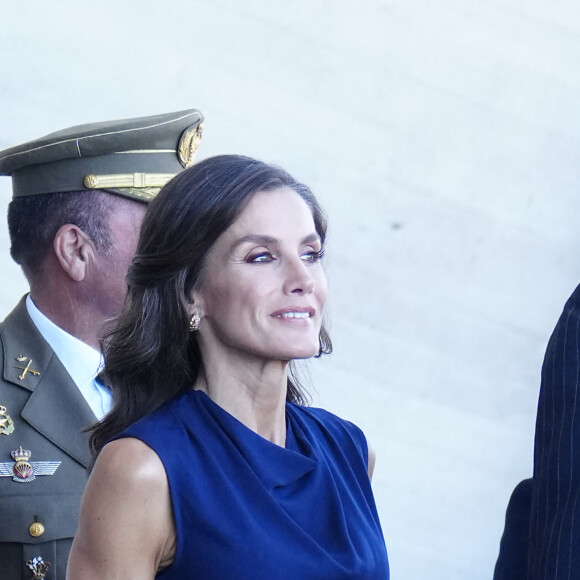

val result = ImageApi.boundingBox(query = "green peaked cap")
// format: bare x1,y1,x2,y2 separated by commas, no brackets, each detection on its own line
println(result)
0,109,204,202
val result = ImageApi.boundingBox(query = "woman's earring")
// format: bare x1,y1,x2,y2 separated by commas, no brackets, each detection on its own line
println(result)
189,311,201,333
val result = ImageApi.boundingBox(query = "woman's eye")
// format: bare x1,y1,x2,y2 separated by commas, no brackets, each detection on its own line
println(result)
301,249,325,263
247,251,275,263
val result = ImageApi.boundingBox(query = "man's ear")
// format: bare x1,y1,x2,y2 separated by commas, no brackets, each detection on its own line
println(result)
53,224,95,282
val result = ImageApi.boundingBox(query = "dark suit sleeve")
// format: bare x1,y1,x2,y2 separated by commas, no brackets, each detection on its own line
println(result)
494,478,532,580
530,283,580,579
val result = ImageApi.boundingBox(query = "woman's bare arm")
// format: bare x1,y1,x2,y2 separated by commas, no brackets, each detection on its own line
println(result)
67,438,175,580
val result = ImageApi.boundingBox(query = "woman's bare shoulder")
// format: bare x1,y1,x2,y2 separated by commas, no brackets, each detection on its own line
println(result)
88,437,168,501
96,437,166,481
67,438,174,579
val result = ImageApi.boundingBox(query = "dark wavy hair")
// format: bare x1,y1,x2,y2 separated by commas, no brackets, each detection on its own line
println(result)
8,190,119,281
90,155,332,457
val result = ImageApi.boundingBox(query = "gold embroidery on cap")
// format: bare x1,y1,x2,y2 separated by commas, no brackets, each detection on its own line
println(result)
83,173,175,190
116,187,160,201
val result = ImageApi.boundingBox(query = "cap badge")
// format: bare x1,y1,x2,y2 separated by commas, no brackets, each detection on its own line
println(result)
0,447,61,483
178,123,204,168
14,356,41,381
0,405,14,436
26,556,51,579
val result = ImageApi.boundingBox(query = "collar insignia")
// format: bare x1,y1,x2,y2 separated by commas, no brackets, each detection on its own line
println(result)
13,356,41,381
0,447,61,482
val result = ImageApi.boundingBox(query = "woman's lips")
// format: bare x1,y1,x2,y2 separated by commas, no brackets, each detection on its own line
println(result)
270,307,315,319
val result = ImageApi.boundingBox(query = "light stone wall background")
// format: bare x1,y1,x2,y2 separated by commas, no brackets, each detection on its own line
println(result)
1,1,580,578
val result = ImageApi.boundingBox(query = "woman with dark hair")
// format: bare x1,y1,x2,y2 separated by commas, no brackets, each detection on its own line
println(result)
67,155,389,579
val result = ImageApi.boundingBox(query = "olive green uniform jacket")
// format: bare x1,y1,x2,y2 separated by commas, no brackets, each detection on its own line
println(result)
0,296,96,580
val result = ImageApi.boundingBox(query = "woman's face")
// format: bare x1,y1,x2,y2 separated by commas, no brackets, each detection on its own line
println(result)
192,186,327,363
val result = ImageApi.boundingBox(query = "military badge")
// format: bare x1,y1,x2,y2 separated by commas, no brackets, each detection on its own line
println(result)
27,556,51,579
0,447,60,483
178,123,204,168
14,355,41,381
0,405,14,435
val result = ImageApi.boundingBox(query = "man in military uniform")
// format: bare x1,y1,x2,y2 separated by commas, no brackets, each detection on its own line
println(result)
0,109,203,580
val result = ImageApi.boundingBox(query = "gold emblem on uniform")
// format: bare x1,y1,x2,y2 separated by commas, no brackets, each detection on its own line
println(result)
178,123,204,168
0,447,61,483
0,405,14,435
29,521,45,537
26,556,51,579
13,355,41,381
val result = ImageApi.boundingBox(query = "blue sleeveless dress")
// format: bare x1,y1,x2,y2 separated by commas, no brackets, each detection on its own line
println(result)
118,390,389,579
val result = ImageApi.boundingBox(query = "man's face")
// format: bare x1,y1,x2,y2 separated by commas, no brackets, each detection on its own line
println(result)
88,197,147,320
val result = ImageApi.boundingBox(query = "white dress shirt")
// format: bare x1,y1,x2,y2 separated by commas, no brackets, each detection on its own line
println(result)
25,295,112,419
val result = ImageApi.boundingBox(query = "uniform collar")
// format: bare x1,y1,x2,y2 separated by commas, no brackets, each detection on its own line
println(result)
26,295,103,384
25,296,107,419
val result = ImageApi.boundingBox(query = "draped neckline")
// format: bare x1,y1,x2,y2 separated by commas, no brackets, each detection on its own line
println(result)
186,389,318,489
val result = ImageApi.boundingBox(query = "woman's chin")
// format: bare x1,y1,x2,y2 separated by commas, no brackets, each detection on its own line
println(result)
283,343,320,360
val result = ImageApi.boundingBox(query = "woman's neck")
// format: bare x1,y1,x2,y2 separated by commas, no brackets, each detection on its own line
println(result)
196,354,289,446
